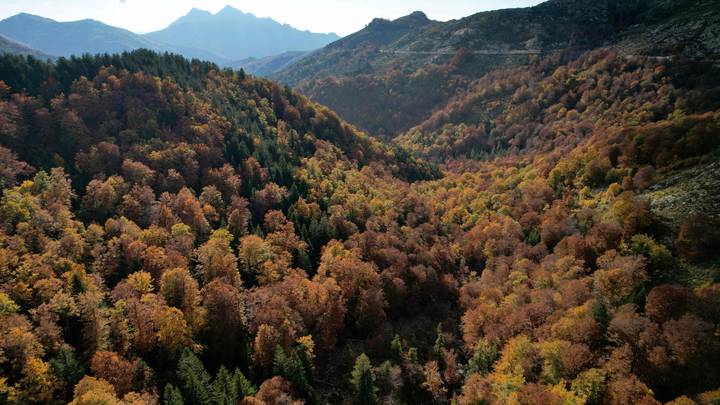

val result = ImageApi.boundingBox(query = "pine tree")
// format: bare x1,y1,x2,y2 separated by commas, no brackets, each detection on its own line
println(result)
273,346,316,404
390,334,403,363
176,349,212,405
350,353,378,405
50,348,85,399
211,366,239,405
233,368,257,398
468,339,498,376
163,384,184,405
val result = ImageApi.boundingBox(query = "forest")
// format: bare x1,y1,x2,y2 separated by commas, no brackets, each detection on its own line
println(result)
0,47,718,405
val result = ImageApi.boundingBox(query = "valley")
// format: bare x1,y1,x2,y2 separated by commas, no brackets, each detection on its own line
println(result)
0,1,718,404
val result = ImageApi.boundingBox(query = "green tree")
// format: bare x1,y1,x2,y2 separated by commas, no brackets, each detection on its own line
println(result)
350,353,378,405
163,384,184,405
176,349,211,405
468,339,498,376
233,368,257,398
273,346,316,404
390,334,403,363
211,366,239,405
50,348,85,400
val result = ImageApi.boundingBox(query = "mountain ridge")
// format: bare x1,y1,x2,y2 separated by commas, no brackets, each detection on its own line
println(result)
0,33,51,59
144,5,340,61
0,6,340,66
273,0,720,137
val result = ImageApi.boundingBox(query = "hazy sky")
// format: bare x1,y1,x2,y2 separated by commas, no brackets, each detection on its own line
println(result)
0,0,543,36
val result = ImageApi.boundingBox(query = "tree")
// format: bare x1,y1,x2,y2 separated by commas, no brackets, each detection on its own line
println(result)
351,353,378,405
390,334,403,363
69,376,121,405
163,384,184,405
0,146,33,188
317,241,386,332
234,369,257,399
89,350,139,396
195,229,241,288
201,280,246,365
273,345,316,403
49,348,85,399
211,366,240,405
174,187,210,237
421,361,446,401
160,267,205,332
227,196,251,237
13,357,59,403
177,349,212,405
468,339,499,376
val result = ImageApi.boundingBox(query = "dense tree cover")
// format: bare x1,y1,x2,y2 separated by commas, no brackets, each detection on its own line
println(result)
297,51,507,138
0,47,718,405
397,49,720,161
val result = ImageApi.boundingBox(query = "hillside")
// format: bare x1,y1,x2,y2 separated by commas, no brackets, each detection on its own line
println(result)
0,34,51,59
232,51,311,77
145,6,339,61
274,0,720,138
0,1,719,404
0,41,719,404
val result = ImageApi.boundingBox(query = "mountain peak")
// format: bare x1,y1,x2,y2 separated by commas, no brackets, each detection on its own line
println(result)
171,7,213,26
366,10,431,31
6,12,49,22
394,11,431,26
144,4,339,61
188,7,212,17
402,11,429,21
217,5,246,17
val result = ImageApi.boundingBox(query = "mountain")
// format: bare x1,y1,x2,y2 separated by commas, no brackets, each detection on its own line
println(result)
0,42,719,403
0,12,226,63
232,50,311,77
144,6,340,61
274,0,720,137
0,34,51,59
275,11,436,85
0,13,160,56
1,0,720,400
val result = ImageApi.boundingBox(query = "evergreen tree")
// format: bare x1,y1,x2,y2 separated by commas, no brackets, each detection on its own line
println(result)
176,349,212,405
468,340,498,376
211,366,239,405
163,384,184,405
390,334,403,363
50,348,85,399
273,346,316,404
350,353,378,405
233,368,257,398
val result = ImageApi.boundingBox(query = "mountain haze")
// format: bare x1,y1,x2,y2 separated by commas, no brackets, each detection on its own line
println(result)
232,50,311,76
0,34,50,59
0,13,163,57
144,6,340,61
0,7,340,66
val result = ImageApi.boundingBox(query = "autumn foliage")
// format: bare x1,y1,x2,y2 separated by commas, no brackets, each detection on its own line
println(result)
0,47,718,405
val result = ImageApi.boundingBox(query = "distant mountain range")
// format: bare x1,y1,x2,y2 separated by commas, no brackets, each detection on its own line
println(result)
232,51,312,77
0,6,339,68
145,6,338,61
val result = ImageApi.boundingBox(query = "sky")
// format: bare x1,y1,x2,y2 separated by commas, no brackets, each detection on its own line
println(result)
0,0,543,36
